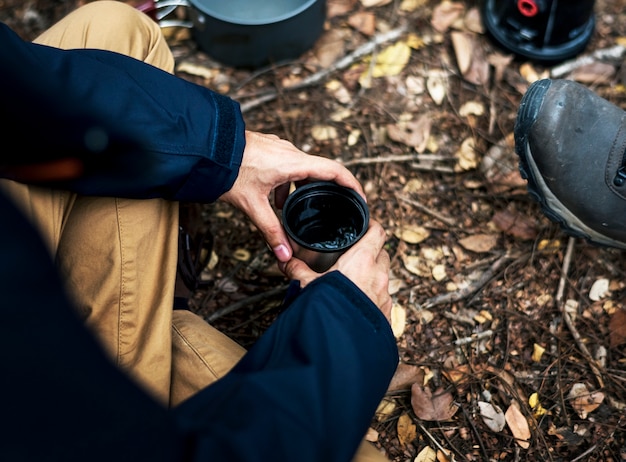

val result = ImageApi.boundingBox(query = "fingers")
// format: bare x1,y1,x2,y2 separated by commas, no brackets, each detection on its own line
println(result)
242,195,293,262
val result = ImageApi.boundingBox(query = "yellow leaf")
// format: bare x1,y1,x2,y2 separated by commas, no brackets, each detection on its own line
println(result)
531,343,545,363
371,41,412,78
529,392,548,417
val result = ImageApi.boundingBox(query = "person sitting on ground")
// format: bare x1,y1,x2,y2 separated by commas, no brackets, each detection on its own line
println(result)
0,2,398,461
514,78,626,249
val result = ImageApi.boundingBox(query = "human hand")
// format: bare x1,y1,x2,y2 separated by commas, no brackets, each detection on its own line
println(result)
279,220,392,322
219,130,365,263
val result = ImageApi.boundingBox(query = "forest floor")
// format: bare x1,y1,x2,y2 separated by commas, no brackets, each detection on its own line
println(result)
2,0,626,460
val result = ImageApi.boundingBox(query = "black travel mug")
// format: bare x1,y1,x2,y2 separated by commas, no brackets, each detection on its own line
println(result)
481,0,595,63
282,181,369,273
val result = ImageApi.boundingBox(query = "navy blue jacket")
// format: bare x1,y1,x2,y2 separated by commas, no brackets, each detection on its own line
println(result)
0,22,398,462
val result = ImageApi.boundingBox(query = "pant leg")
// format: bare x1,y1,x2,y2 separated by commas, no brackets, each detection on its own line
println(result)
170,311,389,461
1,0,178,403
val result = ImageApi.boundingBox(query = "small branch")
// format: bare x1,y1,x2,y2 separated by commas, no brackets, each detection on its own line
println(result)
397,194,457,228
240,24,408,113
454,329,493,346
557,237,605,388
206,284,289,323
339,153,453,167
417,253,515,310
550,44,626,78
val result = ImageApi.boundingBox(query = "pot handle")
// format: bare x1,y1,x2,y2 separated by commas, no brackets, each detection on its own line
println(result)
135,0,192,28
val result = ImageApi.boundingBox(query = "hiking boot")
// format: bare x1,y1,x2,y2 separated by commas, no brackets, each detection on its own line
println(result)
514,78,626,250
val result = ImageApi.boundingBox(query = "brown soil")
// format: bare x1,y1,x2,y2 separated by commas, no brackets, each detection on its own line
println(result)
3,0,626,460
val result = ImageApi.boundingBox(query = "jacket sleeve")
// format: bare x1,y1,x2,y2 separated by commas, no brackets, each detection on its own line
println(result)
174,273,399,462
0,22,245,202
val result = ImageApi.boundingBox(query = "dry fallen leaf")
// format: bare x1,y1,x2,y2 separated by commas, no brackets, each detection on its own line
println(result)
415,446,437,462
394,224,430,244
458,234,499,253
327,0,358,17
388,363,425,392
450,31,489,85
431,0,465,33
568,383,605,419
311,124,338,141
390,302,406,338
531,343,545,363
426,70,448,105
386,115,432,152
505,400,531,449
454,137,478,171
589,278,610,301
347,10,376,36
375,398,397,420
478,401,506,432
360,0,392,6
411,384,458,421
491,209,539,241
609,308,626,348
396,413,417,447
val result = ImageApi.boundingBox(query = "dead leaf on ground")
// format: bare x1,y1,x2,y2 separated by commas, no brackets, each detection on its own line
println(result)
411,384,458,421
426,70,449,105
609,308,626,348
394,224,430,244
347,10,376,36
570,62,617,84
568,383,605,419
454,137,479,171
415,446,437,462
505,400,531,449
458,233,499,253
388,363,426,392
390,302,406,338
360,0,392,6
327,0,358,17
430,0,465,33
491,209,539,241
396,413,417,447
450,31,490,85
478,401,506,432
386,115,432,152
312,28,349,67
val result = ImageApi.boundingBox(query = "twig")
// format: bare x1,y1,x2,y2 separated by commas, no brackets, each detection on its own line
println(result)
339,153,453,167
206,284,289,323
240,24,408,113
397,194,457,228
454,329,493,346
556,237,605,388
550,44,626,78
417,253,515,310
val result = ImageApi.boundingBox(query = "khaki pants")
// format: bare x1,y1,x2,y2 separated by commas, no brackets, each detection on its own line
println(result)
3,2,386,460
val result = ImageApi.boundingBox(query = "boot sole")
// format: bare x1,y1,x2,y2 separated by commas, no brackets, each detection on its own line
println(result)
514,80,626,250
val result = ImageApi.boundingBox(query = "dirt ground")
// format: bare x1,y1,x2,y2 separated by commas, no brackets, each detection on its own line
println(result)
3,0,626,460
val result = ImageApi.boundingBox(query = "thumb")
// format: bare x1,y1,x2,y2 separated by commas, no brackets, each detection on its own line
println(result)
280,257,319,288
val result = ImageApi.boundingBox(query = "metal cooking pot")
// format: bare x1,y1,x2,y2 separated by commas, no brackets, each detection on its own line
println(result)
138,0,327,68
